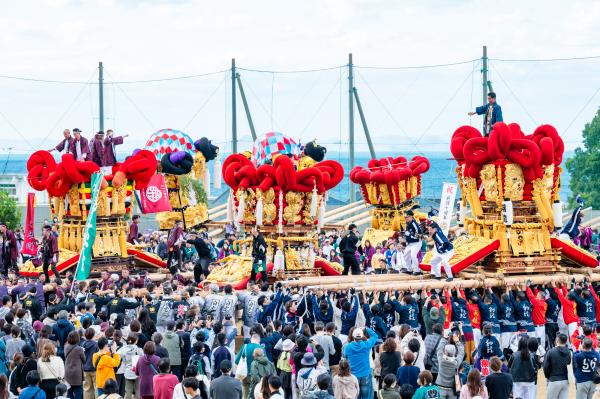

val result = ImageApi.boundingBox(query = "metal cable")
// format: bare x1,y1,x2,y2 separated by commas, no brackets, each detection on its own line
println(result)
491,63,538,125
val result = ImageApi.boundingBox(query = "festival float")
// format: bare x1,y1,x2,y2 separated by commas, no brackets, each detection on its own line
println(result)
349,155,430,246
418,121,598,275
21,128,218,277
204,132,345,288
143,129,219,230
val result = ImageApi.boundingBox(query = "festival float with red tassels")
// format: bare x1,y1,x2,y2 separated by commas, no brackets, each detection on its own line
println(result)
204,132,346,288
21,129,219,277
349,155,430,246
418,121,597,275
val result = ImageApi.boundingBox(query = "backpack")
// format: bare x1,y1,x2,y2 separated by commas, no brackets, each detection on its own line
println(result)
156,299,173,326
424,335,442,370
277,352,292,373
188,354,206,376
298,368,319,398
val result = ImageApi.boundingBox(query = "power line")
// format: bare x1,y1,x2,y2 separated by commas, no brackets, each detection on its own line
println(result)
1,53,598,84
300,74,341,136
354,69,424,154
0,69,229,85
563,86,600,135
183,72,227,130
415,62,476,145
0,110,34,150
38,69,97,148
356,59,478,70
237,66,343,74
491,55,600,62
491,63,539,126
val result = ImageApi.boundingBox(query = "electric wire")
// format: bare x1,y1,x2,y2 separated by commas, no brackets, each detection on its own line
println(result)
281,68,328,128
491,63,538,125
299,73,341,137
0,69,230,84
414,62,476,145
563,86,600,135
354,69,424,155
369,68,423,132
1,53,599,84
237,65,343,74
183,72,227,130
469,59,477,125
490,55,600,62
0,110,34,150
356,58,478,70
38,69,97,148
239,74,283,132
104,70,157,130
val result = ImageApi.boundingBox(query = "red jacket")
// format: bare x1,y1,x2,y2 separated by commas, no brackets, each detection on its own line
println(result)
555,287,579,325
589,285,600,323
570,330,598,351
526,287,548,326
153,373,179,399
460,289,481,329
443,290,452,330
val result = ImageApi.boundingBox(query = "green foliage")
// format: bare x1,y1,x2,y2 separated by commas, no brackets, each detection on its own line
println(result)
192,179,208,205
0,190,21,229
178,175,207,205
566,107,600,208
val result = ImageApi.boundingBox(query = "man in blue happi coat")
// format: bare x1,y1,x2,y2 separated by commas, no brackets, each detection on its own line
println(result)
469,92,503,135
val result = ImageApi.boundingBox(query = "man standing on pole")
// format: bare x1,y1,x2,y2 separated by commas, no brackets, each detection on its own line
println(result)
468,92,503,136
167,220,184,274
339,223,361,275
41,225,61,283
403,210,423,275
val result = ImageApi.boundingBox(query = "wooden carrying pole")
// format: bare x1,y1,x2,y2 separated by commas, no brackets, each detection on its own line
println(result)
284,272,600,292
284,272,429,287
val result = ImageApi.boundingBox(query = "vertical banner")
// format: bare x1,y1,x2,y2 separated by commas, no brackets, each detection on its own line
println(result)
438,183,458,236
22,193,37,256
75,173,102,281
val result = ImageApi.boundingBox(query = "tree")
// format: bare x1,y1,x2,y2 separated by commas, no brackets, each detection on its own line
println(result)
0,190,21,229
566,107,600,208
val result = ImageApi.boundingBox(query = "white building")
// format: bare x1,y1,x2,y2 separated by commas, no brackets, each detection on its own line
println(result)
0,173,49,205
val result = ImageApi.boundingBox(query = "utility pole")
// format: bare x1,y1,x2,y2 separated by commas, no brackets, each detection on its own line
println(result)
348,53,355,203
236,74,257,141
353,87,376,160
231,58,237,153
98,62,104,132
482,46,488,104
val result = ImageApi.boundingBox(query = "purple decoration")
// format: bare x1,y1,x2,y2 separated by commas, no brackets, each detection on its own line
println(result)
170,150,187,164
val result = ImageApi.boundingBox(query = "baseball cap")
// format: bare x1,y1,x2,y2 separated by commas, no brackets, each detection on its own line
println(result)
429,307,440,321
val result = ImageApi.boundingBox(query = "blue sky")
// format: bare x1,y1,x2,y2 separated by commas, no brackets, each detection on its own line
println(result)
0,0,599,155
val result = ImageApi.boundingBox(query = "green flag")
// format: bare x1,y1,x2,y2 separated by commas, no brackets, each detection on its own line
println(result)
75,172,102,281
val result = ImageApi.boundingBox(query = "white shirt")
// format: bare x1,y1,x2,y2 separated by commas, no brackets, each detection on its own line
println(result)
38,356,65,380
